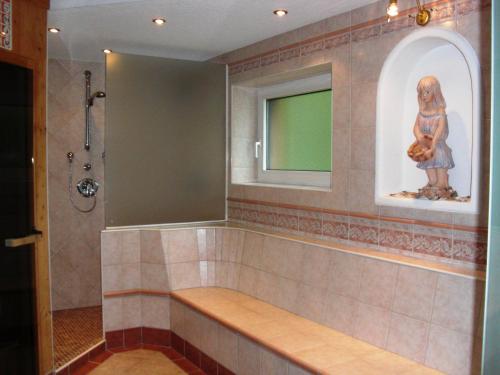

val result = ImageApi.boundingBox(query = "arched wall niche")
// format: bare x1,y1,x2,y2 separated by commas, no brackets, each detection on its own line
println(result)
375,27,481,214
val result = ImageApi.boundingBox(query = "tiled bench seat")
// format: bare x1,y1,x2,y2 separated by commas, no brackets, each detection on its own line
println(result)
170,287,442,375
102,226,484,374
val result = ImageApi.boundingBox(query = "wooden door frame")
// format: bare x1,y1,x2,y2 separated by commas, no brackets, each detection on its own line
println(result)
0,42,54,375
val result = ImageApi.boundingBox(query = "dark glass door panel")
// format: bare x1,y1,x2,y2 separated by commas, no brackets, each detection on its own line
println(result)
0,61,37,374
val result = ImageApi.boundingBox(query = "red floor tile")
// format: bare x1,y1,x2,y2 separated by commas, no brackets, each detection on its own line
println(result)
160,347,184,361
200,352,218,375
143,327,171,346
217,364,236,375
89,350,113,364
71,361,99,375
174,358,200,373
124,327,142,347
171,332,185,355
108,344,141,353
55,367,69,375
105,330,124,349
185,341,201,367
68,353,89,373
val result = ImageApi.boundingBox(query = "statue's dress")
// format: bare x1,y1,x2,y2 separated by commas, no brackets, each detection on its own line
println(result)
416,112,455,170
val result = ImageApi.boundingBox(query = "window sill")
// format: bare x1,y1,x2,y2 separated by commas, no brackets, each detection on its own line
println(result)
231,181,332,192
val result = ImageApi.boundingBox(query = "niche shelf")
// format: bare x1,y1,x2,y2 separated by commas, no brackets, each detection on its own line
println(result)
375,27,481,214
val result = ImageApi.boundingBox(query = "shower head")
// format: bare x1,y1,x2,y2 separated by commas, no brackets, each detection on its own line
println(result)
87,91,106,106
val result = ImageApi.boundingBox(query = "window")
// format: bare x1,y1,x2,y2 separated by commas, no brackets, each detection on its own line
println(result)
257,73,332,188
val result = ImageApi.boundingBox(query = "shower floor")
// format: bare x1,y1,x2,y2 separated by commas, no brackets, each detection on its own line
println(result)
53,305,103,369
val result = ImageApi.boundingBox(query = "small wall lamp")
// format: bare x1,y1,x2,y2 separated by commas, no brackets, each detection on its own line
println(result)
387,0,432,26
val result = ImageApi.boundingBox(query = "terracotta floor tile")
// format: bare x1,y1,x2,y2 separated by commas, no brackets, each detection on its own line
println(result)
89,349,188,374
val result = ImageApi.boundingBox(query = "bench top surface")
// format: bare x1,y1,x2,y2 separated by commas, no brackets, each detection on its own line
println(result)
170,287,443,375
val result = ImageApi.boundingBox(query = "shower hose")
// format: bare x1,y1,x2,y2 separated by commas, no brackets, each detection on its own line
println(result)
68,158,97,213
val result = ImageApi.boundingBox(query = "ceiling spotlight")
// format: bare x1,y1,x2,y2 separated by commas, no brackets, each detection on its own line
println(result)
48,27,61,33
273,9,288,17
103,49,112,54
152,17,166,26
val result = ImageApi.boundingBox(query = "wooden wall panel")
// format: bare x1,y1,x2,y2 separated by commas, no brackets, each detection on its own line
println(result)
0,1,53,374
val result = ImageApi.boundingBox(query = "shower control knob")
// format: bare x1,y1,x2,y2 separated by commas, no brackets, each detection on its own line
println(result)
67,152,74,162
77,178,99,198
83,163,92,171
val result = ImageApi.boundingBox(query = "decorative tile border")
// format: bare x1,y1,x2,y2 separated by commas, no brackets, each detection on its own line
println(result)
0,0,12,50
226,0,488,76
227,197,488,268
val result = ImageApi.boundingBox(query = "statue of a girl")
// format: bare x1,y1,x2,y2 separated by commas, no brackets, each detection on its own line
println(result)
407,76,456,200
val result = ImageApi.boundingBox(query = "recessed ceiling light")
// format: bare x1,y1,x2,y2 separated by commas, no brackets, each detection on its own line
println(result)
103,49,112,54
152,17,166,26
48,27,61,33
273,9,288,17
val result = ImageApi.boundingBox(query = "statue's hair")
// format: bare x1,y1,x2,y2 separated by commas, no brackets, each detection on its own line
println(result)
417,76,446,111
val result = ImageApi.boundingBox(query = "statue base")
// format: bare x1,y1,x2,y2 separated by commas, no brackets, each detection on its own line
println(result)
390,186,470,202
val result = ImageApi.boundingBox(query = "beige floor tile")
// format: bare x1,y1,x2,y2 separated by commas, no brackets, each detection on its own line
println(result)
89,350,187,375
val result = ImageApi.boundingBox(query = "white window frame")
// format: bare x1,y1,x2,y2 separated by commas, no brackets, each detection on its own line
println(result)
256,73,332,189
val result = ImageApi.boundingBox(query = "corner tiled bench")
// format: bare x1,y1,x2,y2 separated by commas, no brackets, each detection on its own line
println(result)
170,287,442,375
102,225,484,375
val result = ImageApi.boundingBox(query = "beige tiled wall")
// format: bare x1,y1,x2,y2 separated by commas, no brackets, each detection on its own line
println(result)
101,226,484,374
47,59,105,310
223,0,491,229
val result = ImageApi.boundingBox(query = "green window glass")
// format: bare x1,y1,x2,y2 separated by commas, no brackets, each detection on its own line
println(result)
266,89,332,172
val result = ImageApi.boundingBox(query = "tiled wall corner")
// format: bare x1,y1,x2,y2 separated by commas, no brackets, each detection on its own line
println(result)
48,59,105,311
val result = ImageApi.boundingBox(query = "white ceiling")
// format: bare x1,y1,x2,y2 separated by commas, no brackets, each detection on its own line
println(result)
48,0,379,62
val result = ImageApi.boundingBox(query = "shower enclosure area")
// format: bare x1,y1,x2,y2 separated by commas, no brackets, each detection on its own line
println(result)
47,53,226,369
47,59,106,368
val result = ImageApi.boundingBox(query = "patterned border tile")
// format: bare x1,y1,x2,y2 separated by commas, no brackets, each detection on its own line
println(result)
227,197,487,267
379,221,413,252
226,0,489,76
0,0,12,51
322,213,349,240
